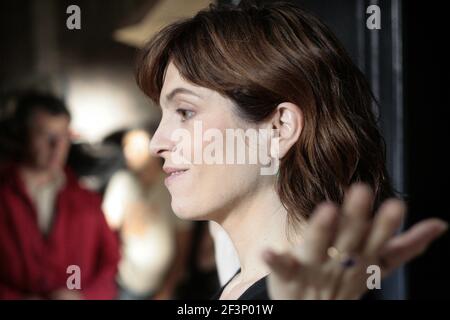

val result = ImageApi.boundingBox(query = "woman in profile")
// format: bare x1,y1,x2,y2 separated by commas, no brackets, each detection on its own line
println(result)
135,1,447,299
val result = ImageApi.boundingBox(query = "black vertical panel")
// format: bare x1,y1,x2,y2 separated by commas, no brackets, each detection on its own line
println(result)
403,1,450,300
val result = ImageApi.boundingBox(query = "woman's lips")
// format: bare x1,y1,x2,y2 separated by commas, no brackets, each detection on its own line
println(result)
164,169,188,186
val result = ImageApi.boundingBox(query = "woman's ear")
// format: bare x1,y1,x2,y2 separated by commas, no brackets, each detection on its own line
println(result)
270,102,304,159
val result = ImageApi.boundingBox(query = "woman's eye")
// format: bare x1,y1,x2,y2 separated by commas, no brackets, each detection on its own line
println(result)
176,108,195,121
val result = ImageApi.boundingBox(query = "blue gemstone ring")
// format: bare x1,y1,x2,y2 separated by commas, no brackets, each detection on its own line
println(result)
340,256,357,268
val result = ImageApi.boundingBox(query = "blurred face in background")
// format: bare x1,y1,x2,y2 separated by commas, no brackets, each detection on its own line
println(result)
26,110,71,172
123,129,161,177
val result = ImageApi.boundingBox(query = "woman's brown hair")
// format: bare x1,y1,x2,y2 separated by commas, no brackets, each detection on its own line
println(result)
136,1,394,229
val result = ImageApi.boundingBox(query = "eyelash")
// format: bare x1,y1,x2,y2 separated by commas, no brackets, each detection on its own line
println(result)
176,108,195,122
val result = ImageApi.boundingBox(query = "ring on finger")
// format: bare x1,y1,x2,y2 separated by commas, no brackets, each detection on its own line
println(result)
327,246,358,268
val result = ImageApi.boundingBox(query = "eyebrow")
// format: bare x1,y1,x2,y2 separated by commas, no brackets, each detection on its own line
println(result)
163,87,202,104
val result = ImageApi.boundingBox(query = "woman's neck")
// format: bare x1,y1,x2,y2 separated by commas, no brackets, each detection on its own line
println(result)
217,184,299,285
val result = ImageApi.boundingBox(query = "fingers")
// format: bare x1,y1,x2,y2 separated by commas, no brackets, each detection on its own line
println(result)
333,183,374,254
300,202,339,264
378,218,447,275
362,198,406,258
263,250,301,281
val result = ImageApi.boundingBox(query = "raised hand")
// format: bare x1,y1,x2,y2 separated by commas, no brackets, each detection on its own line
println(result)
263,183,447,299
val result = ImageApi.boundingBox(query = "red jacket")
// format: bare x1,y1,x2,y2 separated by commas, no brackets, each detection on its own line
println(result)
0,164,120,299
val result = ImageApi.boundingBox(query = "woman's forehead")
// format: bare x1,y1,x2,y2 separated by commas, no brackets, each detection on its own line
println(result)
160,63,222,104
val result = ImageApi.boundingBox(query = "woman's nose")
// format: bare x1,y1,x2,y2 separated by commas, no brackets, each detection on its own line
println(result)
149,123,174,159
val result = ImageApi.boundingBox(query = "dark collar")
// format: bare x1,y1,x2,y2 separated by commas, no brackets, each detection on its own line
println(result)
211,268,270,300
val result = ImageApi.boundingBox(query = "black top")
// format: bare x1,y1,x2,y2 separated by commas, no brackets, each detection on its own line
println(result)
211,269,270,300
211,269,378,300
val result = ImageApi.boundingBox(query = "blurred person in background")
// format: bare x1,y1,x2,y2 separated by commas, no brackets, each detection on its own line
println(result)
102,128,192,299
176,221,220,299
0,92,120,300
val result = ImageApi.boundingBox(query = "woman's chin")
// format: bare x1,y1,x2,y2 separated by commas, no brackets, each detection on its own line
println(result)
171,201,212,221
171,202,196,220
